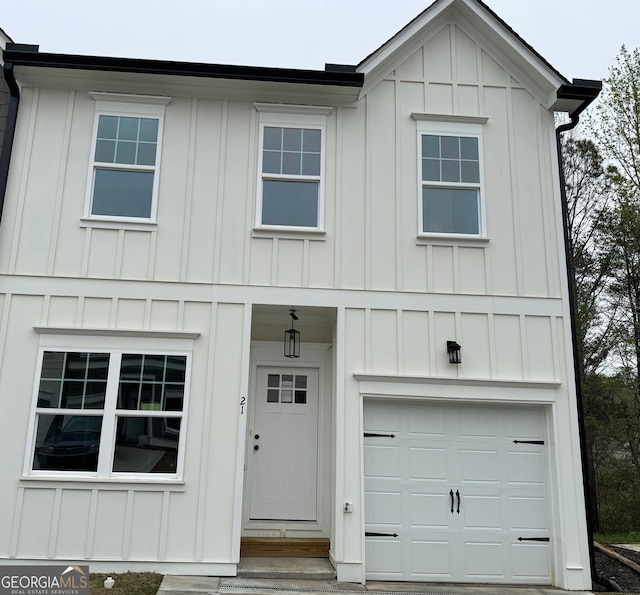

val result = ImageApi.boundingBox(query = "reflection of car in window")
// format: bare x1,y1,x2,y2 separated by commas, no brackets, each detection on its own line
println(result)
37,416,102,471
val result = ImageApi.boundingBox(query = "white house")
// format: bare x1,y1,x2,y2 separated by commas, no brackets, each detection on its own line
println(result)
0,0,601,590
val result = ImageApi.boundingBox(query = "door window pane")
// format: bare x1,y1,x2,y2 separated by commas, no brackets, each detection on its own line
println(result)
264,373,308,405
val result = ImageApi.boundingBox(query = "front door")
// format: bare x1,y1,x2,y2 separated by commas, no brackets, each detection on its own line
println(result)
249,367,319,521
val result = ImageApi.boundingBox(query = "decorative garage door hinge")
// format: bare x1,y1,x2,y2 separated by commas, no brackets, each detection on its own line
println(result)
513,440,545,445
517,537,550,542
365,532,399,537
363,432,396,438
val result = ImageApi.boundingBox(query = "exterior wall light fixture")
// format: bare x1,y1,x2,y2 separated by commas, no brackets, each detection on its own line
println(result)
447,341,461,364
284,309,301,358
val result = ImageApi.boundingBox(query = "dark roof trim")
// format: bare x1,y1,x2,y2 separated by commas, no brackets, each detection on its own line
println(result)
0,60,21,230
473,0,569,83
3,44,364,88
557,78,602,104
556,78,602,121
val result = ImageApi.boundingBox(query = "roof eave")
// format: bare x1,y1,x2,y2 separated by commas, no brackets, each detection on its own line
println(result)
3,46,364,90
551,78,602,116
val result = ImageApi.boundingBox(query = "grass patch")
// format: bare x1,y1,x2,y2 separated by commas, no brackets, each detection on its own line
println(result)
595,531,640,543
90,572,163,594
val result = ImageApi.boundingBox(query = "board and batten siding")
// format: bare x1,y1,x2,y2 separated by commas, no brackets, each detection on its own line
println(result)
1,24,560,299
0,293,247,567
0,9,588,585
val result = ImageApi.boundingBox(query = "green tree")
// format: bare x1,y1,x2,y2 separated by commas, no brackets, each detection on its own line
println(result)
561,135,618,532
594,46,640,401
588,45,640,532
562,136,616,376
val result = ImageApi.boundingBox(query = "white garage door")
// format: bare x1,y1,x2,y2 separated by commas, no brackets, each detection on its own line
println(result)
364,400,551,584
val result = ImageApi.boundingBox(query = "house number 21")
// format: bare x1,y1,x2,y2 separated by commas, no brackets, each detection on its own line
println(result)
240,395,246,414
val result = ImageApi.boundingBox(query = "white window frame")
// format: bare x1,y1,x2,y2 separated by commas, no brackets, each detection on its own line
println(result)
415,116,488,239
254,104,332,232
82,92,171,231
24,334,192,481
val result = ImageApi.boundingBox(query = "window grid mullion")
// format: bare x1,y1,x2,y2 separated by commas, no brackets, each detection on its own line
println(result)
262,173,321,182
96,351,121,476
94,162,154,172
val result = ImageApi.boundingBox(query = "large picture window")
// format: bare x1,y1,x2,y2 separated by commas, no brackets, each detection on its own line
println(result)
415,117,486,237
84,93,169,225
255,104,331,231
29,348,189,478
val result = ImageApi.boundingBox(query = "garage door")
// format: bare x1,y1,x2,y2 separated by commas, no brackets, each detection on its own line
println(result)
364,400,550,584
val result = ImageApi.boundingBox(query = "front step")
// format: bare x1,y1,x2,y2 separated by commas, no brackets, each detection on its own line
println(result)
240,537,329,558
237,557,336,580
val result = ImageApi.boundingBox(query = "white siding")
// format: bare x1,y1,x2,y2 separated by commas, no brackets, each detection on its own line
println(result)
0,3,590,589
1,22,561,299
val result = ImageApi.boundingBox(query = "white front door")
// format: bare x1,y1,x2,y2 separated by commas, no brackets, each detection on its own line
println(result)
364,401,550,583
249,367,319,521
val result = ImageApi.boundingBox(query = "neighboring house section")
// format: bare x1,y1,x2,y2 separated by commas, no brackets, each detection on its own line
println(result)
0,28,13,171
0,0,600,590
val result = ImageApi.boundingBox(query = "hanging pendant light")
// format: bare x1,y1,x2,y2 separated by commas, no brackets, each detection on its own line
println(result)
284,309,300,358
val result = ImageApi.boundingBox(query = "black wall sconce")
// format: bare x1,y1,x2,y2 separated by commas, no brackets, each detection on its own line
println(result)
447,341,461,364
284,309,300,358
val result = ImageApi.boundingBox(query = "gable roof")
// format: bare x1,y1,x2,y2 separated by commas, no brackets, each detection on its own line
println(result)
359,0,567,82
2,1,598,114
356,0,570,107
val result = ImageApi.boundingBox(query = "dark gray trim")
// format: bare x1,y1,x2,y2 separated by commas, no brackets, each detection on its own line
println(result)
556,78,602,114
554,78,602,583
3,46,364,88
0,59,20,226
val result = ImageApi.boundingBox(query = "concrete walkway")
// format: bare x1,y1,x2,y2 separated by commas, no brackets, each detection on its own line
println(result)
158,575,591,595
156,558,593,595
157,575,594,595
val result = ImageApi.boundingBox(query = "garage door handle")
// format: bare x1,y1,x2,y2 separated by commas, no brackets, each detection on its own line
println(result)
518,537,550,542
450,489,454,513
456,489,460,514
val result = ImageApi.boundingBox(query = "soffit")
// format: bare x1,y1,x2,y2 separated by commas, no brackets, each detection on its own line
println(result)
13,65,362,105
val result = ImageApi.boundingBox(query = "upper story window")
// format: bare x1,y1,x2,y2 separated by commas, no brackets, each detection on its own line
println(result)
415,116,487,238
255,104,332,231
27,340,191,480
84,93,170,228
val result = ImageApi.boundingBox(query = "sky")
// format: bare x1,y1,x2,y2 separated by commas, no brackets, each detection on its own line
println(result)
1,0,639,82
